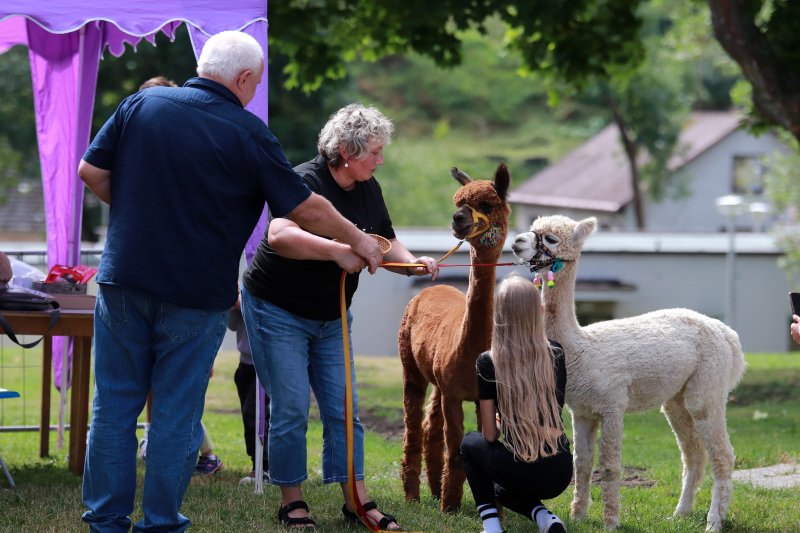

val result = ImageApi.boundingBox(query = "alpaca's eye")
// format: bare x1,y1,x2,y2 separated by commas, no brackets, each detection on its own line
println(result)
475,202,490,213
544,235,559,245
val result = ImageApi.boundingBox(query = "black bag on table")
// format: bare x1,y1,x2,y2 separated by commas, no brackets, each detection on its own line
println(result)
0,287,61,348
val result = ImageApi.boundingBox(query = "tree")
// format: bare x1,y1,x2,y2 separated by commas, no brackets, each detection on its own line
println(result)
591,1,732,228
708,0,800,143
577,1,696,228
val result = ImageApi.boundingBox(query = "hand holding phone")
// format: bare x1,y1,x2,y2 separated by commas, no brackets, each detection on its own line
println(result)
788,292,800,316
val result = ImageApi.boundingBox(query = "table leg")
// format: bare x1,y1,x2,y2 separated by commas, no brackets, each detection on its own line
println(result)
40,336,52,458
68,337,92,475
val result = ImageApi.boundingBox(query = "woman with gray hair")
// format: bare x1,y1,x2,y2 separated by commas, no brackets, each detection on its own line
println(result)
241,103,438,529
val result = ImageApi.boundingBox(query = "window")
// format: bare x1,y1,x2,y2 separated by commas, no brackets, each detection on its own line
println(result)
732,156,764,196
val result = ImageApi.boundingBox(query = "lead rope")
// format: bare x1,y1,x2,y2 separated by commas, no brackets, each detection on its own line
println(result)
340,270,377,530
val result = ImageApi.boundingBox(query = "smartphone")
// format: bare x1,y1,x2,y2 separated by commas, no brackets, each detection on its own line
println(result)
789,292,800,316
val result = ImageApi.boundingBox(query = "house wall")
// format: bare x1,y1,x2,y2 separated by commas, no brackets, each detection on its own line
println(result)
349,230,794,356
634,130,787,232
513,129,788,234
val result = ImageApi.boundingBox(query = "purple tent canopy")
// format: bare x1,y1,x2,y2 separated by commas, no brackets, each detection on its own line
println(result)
0,1,270,386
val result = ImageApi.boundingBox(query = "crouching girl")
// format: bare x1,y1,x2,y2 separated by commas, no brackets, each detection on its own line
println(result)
461,274,572,533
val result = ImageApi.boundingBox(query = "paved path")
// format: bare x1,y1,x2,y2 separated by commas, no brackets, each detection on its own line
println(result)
732,463,800,489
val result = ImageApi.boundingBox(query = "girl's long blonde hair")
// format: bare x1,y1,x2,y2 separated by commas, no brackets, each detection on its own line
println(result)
491,274,563,462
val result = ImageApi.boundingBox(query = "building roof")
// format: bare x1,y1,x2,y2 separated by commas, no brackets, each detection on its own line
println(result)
0,180,46,239
509,111,743,212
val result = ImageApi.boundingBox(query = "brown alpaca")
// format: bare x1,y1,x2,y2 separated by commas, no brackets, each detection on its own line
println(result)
398,163,511,512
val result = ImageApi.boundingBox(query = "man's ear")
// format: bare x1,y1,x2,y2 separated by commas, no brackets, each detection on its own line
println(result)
236,69,252,90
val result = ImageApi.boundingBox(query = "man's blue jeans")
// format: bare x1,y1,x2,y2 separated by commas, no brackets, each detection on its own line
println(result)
240,285,365,486
82,284,227,532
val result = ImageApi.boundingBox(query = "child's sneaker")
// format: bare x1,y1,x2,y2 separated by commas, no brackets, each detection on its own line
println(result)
194,453,224,476
539,512,565,533
534,505,566,533
239,469,269,485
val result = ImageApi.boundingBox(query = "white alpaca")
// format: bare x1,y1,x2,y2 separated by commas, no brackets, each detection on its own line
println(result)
511,215,745,532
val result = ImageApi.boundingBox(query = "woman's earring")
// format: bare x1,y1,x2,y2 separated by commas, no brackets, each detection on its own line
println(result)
344,160,349,168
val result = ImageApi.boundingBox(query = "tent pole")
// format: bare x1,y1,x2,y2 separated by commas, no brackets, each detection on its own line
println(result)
69,25,87,266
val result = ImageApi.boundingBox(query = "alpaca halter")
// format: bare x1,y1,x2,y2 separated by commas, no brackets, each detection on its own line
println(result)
434,206,498,264
522,233,570,288
464,205,492,239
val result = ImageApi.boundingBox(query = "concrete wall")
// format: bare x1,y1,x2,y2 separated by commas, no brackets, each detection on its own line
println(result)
349,230,794,356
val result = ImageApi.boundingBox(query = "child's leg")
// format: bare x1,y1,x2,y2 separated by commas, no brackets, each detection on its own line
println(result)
493,448,573,532
460,431,504,533
199,421,213,456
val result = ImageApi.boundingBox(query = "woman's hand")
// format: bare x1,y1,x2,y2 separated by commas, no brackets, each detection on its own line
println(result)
350,232,382,274
407,256,439,281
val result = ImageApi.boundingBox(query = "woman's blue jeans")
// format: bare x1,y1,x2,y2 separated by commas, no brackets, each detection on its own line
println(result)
240,285,365,486
82,284,227,532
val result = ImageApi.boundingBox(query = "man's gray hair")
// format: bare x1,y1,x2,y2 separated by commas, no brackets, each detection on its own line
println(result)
318,104,394,166
197,31,263,82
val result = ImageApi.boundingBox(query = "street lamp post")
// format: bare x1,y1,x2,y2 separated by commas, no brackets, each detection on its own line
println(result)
748,201,770,233
715,195,746,328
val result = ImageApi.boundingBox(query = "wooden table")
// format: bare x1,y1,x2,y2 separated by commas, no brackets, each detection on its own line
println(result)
0,309,93,475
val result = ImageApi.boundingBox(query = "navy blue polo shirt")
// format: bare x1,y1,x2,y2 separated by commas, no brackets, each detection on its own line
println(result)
83,77,311,310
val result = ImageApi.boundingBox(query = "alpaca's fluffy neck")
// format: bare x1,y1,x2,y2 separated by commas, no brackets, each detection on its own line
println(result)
457,241,502,352
543,260,585,353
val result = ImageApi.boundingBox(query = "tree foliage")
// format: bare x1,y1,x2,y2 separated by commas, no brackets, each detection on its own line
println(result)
763,133,800,281
269,0,646,92
348,20,553,132
0,46,37,202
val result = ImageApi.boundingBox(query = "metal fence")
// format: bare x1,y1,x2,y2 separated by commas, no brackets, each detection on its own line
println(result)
0,248,102,432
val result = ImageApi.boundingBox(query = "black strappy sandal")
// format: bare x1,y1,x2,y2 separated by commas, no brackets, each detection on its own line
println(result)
278,500,316,528
342,501,402,531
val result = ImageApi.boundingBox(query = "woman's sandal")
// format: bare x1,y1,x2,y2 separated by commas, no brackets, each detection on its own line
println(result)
277,500,316,528
342,501,402,531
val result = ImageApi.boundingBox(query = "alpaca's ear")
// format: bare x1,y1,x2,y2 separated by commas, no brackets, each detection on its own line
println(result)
573,217,597,245
451,167,472,186
493,162,510,201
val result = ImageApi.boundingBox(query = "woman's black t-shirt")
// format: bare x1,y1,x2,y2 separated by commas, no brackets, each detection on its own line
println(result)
243,155,395,320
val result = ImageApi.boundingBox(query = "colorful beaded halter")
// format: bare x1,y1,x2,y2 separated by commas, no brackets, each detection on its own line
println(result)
523,232,569,288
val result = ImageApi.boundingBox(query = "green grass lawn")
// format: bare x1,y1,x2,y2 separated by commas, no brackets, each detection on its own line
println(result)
1,351,799,532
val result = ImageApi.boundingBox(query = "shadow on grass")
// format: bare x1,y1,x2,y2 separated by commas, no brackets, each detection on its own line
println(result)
729,380,800,405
